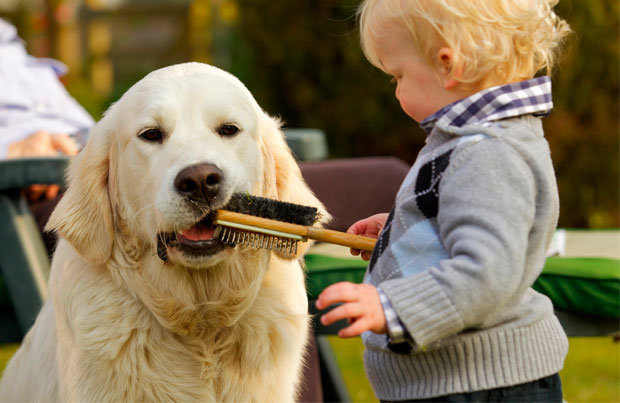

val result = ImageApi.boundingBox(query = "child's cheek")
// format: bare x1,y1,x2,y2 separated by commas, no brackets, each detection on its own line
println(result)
399,98,420,122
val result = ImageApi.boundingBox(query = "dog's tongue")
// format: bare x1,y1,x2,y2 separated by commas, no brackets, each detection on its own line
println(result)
181,225,216,241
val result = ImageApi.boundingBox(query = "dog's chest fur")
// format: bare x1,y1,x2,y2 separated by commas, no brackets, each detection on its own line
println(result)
47,242,308,402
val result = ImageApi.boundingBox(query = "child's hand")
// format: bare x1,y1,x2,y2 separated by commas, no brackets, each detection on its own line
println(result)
347,213,389,260
315,282,387,338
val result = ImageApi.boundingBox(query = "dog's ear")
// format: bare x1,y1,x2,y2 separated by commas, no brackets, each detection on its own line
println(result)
46,120,115,265
258,113,331,259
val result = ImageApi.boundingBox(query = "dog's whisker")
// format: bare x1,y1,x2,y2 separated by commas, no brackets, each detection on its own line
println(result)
132,202,156,221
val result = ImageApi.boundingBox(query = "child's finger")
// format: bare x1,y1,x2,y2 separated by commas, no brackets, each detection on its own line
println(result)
338,317,370,338
320,302,362,326
315,282,358,309
346,220,368,236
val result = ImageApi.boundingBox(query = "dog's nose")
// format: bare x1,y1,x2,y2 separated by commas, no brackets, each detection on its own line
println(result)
174,163,223,203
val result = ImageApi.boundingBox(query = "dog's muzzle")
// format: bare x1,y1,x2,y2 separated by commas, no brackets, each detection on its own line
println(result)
157,163,231,261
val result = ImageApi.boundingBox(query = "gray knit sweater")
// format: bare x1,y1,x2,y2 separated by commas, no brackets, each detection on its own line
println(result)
363,115,568,400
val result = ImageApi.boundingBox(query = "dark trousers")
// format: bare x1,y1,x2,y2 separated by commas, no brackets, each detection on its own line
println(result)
382,373,562,403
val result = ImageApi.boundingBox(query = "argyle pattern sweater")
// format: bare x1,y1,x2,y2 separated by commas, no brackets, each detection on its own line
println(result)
362,115,568,400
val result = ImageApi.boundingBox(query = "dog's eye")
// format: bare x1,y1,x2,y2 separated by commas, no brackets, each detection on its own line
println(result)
217,124,240,137
139,128,163,143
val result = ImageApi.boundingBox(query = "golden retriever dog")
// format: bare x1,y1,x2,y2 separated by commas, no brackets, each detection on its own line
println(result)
0,62,327,402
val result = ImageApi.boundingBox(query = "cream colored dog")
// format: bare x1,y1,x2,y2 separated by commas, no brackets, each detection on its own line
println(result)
0,63,326,402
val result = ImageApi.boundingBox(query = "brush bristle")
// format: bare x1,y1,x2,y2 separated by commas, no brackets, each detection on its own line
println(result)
223,193,319,226
216,226,299,254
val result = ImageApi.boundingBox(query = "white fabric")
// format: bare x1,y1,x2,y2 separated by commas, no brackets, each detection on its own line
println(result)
0,19,94,158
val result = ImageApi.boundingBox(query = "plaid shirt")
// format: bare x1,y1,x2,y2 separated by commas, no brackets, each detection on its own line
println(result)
421,76,553,134
378,287,409,344
380,76,554,345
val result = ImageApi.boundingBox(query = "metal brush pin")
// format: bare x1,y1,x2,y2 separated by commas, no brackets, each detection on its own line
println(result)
214,225,300,254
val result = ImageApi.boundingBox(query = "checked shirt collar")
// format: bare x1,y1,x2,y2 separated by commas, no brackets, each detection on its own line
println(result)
420,76,553,134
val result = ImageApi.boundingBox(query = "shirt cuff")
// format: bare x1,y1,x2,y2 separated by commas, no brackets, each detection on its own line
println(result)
378,286,408,344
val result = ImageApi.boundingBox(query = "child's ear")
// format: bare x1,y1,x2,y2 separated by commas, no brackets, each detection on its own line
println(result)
437,47,462,90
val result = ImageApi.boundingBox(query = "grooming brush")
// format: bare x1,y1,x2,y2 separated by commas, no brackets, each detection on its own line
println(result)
214,193,377,254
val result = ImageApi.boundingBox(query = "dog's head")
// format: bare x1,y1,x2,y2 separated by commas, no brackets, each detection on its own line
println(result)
47,63,327,269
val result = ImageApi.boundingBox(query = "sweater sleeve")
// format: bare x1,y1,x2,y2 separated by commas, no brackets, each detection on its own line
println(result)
379,137,537,347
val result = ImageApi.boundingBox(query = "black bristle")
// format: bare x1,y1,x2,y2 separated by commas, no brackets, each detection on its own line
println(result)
223,193,319,226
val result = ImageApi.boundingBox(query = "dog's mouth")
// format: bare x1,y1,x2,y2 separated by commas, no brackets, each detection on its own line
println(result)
157,213,231,261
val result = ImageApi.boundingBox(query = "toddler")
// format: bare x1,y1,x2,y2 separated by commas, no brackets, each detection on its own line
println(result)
315,0,572,401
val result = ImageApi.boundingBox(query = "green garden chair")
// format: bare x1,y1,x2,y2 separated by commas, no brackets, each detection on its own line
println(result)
0,156,69,341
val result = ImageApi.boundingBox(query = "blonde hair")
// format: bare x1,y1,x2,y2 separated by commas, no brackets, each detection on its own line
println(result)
358,0,572,89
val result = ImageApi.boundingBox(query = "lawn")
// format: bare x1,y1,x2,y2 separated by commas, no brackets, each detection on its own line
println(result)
327,336,620,403
1,337,618,402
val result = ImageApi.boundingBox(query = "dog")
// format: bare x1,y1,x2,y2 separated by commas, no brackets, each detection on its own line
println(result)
0,63,327,402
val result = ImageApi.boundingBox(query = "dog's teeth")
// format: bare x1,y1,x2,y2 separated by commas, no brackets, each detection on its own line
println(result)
215,227,300,254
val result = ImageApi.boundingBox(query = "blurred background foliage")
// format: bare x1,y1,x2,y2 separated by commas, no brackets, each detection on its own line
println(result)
0,0,617,228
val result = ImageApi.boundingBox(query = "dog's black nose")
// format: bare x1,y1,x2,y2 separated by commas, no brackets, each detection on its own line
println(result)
174,163,223,203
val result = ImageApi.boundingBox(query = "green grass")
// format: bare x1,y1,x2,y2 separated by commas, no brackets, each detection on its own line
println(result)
327,336,620,403
560,337,620,402
1,337,618,402
0,343,19,374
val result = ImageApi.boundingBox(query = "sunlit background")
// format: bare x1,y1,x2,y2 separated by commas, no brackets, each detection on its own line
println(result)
1,0,617,229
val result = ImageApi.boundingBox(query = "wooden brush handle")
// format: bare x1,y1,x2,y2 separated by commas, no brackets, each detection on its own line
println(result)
216,210,377,251
304,227,376,251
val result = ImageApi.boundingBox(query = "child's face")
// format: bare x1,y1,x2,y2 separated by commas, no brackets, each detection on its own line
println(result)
374,23,463,122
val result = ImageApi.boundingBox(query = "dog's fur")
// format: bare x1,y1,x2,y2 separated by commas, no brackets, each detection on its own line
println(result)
0,63,327,402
